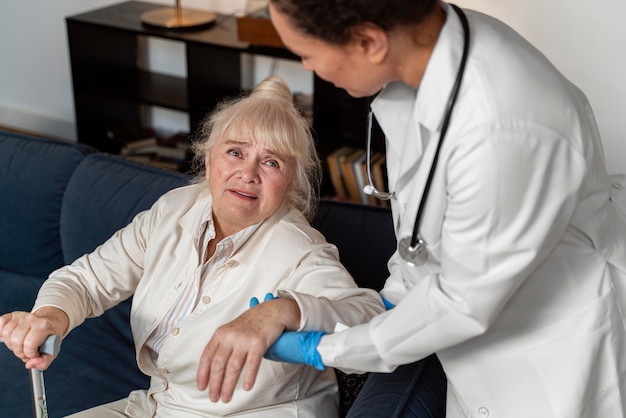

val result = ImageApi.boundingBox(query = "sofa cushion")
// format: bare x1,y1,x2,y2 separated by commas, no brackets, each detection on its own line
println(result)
0,270,45,312
61,154,191,264
0,132,94,278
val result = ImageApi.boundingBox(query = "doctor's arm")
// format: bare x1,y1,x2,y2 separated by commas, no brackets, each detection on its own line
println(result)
318,128,589,373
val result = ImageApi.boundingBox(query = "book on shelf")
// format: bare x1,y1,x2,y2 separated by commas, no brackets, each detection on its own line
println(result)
106,126,157,155
326,146,354,201
155,132,190,161
122,154,185,171
352,150,369,205
115,129,191,173
370,152,390,208
361,152,378,206
341,148,365,203
325,146,390,207
146,155,184,171
120,137,157,154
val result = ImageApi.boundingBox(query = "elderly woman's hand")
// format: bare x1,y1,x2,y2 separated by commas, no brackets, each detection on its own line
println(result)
196,297,301,403
0,307,67,370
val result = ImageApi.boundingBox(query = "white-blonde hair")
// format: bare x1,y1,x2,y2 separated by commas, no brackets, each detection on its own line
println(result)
191,75,321,220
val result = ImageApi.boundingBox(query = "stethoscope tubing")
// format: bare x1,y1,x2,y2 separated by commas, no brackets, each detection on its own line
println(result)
406,4,471,250
364,4,471,265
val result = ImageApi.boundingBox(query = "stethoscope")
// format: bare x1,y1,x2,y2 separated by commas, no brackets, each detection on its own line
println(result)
363,4,470,266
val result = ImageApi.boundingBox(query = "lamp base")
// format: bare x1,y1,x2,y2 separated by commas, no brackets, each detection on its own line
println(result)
141,8,217,30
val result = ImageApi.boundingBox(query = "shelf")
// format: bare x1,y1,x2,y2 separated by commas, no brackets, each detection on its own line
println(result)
67,1,297,60
66,1,378,194
74,69,188,111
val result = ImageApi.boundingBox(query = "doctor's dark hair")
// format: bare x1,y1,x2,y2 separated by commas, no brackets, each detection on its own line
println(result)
191,75,321,220
270,0,439,45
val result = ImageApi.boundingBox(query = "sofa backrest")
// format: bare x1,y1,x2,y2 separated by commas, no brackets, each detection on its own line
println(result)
0,132,95,278
313,200,396,291
60,154,191,264
59,154,396,289
0,130,397,292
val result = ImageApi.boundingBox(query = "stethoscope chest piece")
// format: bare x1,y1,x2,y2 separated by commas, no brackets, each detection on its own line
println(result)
398,236,429,267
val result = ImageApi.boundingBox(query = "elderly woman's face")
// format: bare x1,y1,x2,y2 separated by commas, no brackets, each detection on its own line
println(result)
206,135,295,236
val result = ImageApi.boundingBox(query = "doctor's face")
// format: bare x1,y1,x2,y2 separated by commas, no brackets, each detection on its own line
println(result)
206,135,295,236
270,3,385,98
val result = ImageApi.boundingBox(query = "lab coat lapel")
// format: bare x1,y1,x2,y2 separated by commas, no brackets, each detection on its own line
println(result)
376,3,468,242
371,83,422,193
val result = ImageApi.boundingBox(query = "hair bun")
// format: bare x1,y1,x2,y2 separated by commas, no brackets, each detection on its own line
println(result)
250,75,294,105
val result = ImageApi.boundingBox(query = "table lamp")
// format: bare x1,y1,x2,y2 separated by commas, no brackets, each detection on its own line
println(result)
141,0,217,30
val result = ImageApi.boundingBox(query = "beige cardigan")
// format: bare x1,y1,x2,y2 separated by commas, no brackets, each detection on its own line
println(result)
35,184,385,417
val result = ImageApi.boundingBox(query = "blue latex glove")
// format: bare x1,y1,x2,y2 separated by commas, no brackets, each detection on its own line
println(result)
265,331,326,370
249,292,276,308
382,296,395,310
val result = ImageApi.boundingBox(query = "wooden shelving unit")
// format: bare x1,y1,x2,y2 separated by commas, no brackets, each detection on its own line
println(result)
66,1,381,194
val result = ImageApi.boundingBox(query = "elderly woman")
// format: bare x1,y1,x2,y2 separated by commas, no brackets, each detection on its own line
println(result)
0,75,385,417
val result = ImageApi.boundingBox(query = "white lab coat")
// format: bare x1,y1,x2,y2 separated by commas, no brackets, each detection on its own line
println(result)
317,5,626,417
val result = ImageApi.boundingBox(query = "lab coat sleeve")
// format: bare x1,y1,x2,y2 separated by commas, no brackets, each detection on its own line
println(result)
318,124,588,373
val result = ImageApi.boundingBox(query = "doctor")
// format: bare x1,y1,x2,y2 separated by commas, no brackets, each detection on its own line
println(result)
200,0,626,416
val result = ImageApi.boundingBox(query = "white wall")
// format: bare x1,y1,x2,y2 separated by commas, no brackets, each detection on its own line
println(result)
1,0,624,173
454,0,626,174
0,0,311,139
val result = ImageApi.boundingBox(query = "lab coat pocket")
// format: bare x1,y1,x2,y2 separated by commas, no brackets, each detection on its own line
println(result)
527,291,626,418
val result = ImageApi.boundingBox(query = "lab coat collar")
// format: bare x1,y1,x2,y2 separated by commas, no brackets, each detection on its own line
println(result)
417,2,468,135
372,4,467,130
371,83,420,186
371,4,469,229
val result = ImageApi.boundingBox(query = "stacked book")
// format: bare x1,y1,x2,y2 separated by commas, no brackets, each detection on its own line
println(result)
106,126,157,157
150,132,190,170
106,126,190,171
326,146,389,207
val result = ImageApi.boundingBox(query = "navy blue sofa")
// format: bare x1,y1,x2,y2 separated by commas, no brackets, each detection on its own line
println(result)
0,130,395,418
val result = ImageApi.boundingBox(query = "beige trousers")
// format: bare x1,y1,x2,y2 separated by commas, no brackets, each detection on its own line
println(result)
65,398,131,418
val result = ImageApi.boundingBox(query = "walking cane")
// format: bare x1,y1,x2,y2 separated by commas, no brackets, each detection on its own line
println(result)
31,335,61,418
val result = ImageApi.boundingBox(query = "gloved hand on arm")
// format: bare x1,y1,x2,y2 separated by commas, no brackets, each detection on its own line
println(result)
249,293,326,371
249,292,277,307
264,295,392,369
265,330,326,370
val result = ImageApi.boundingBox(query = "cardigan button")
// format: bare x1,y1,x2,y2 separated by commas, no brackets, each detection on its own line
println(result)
202,295,212,304
478,407,489,417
